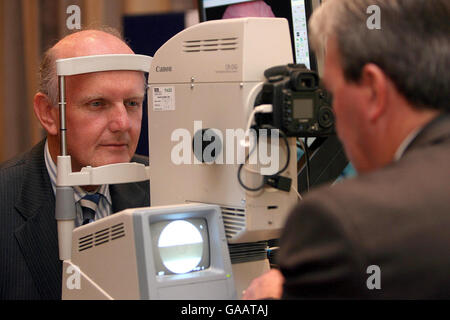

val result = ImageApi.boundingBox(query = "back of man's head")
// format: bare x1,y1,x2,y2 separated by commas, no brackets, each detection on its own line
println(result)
309,0,450,112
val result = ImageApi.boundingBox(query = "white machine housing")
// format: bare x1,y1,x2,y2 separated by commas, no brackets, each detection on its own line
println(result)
148,18,298,244
62,203,236,300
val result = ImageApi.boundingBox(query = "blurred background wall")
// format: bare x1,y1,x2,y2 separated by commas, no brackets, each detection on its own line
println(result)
0,0,197,163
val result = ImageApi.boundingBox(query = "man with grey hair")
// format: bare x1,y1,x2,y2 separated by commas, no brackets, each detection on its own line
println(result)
243,0,450,299
0,29,150,299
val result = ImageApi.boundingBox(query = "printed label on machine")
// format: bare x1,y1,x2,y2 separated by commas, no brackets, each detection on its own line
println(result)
152,86,176,111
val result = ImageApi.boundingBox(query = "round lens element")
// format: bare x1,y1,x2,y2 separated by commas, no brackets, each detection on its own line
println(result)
158,220,204,274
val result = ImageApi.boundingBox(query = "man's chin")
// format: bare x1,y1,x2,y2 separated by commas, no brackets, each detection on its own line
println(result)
91,154,133,167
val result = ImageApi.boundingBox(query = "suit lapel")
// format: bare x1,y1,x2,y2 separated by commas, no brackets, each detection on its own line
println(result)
13,140,62,299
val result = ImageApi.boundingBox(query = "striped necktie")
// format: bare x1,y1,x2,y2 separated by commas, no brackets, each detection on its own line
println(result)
80,193,101,225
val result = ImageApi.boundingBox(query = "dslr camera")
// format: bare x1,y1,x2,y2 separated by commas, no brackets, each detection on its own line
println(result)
255,64,334,137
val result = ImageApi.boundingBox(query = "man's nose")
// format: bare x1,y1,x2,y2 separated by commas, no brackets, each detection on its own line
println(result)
109,103,131,132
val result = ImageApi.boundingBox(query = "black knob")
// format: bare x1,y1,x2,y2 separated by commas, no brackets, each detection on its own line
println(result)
318,107,334,128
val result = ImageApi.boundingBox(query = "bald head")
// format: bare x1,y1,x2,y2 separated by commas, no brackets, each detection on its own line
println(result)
53,30,134,59
39,29,134,106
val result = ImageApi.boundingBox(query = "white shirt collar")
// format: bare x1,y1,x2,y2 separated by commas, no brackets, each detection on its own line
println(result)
393,127,423,161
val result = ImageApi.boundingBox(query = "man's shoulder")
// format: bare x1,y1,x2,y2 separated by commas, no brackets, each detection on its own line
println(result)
288,147,450,254
0,149,30,185
0,142,46,204
0,151,28,172
304,140,449,214
0,141,45,176
279,142,450,299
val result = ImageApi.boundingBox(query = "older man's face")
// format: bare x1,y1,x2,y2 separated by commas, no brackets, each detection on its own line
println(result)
322,38,372,173
64,70,145,172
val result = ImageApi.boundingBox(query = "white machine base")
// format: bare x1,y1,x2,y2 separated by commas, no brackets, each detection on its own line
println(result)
62,260,113,300
232,259,271,299
63,259,271,300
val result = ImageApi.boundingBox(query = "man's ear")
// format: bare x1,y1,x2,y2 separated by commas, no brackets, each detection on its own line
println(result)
33,92,59,136
360,63,389,123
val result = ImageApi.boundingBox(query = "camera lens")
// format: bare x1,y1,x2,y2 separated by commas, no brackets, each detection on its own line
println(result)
318,107,334,128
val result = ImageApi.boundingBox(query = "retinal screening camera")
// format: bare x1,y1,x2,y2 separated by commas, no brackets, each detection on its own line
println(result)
148,17,298,297
57,17,298,300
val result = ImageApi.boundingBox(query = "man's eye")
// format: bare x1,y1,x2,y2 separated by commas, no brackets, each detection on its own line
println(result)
89,100,104,107
125,100,141,107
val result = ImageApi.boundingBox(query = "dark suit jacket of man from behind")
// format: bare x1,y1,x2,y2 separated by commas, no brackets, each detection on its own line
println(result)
278,113,450,299
0,139,150,299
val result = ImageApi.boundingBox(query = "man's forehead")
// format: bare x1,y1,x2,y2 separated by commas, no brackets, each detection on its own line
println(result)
53,31,134,59
66,70,146,96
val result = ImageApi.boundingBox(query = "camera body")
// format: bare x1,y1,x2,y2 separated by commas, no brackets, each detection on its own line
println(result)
256,64,334,137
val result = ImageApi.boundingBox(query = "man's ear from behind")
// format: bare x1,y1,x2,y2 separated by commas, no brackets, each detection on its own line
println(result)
358,63,389,124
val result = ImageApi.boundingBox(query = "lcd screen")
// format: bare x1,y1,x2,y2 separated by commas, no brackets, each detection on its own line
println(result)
150,218,210,275
293,98,313,119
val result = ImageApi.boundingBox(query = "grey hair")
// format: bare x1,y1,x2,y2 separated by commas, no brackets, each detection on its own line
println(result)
38,26,129,107
38,46,59,107
309,0,450,111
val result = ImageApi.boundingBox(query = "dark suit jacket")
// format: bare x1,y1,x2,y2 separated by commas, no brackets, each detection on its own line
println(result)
278,113,450,299
0,140,150,299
